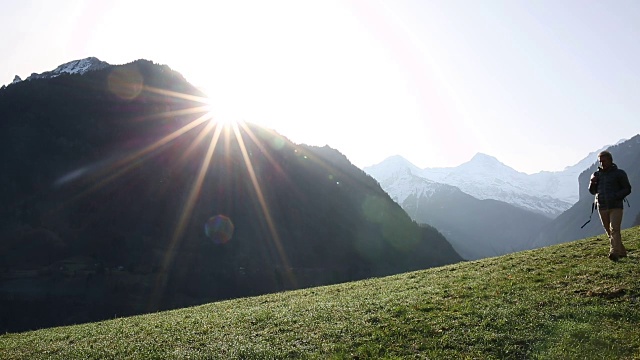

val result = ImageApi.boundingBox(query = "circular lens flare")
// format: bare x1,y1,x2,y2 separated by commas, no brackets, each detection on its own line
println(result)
205,215,235,245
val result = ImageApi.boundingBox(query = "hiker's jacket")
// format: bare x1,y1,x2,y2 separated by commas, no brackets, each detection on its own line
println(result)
588,163,632,210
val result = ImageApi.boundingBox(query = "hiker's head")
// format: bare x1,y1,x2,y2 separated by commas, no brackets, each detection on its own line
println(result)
598,151,613,170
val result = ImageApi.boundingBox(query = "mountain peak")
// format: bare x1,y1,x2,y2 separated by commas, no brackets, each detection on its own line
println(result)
470,152,500,163
51,57,110,75
460,153,513,172
364,155,421,179
23,57,111,82
382,155,414,166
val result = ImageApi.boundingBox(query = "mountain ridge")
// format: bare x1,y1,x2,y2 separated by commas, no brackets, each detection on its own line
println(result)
9,57,111,85
366,144,619,218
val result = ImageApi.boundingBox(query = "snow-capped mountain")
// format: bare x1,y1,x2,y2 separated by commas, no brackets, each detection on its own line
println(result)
374,165,457,205
366,163,552,260
419,153,572,217
365,147,615,219
16,57,111,83
362,148,629,260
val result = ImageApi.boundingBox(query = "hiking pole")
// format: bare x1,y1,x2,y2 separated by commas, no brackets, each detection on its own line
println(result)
581,196,597,229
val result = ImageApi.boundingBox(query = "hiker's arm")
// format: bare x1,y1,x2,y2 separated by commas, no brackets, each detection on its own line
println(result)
588,172,599,195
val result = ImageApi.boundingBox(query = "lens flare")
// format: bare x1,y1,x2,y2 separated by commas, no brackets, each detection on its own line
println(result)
205,215,235,244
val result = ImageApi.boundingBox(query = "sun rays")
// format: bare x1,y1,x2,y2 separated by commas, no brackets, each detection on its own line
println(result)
53,76,298,310
230,121,295,287
134,87,298,309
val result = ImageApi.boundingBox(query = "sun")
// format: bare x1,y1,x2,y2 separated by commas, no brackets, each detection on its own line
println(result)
195,86,253,131
203,102,242,128
196,81,291,138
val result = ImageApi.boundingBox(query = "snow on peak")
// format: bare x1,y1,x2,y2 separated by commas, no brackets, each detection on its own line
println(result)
367,152,576,218
380,155,415,167
363,155,421,180
377,167,457,205
462,153,516,173
50,57,110,76
471,152,498,162
23,57,111,82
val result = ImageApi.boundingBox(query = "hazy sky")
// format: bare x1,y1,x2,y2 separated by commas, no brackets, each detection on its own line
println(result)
1,0,638,174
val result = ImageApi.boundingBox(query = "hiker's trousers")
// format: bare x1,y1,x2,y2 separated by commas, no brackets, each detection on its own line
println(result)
598,208,626,256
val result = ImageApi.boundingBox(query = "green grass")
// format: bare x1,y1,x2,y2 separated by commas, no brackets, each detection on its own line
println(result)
2,227,639,359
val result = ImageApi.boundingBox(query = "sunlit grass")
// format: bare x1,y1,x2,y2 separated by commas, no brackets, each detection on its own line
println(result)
2,227,639,359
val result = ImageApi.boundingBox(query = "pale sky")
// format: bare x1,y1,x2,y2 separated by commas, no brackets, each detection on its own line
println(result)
1,0,638,174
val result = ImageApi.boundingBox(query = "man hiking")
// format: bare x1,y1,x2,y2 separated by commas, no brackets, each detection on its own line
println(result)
588,150,632,261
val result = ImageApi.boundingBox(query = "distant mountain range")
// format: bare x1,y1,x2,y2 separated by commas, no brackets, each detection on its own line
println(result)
365,149,611,218
370,168,552,260
363,142,635,260
0,57,461,332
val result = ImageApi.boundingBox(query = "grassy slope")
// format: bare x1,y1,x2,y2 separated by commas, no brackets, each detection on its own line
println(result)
1,227,639,360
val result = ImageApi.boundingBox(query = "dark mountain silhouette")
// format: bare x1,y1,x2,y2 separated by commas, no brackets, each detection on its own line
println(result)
533,135,640,247
0,59,461,333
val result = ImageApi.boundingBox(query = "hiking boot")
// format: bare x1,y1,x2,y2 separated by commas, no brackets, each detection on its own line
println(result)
608,253,619,262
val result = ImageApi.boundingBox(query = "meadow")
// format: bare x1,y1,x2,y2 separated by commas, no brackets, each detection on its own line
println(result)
1,227,639,359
